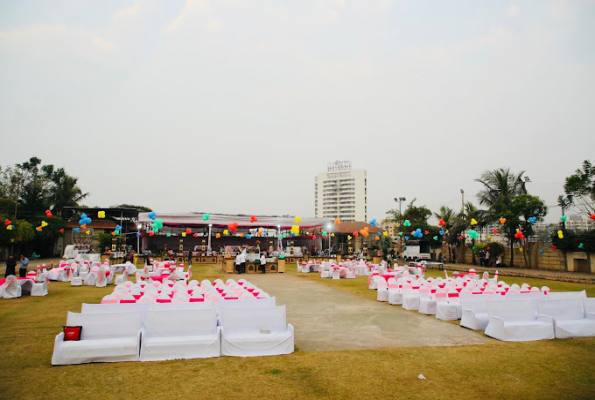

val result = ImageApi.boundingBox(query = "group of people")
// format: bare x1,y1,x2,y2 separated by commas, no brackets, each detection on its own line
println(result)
4,254,29,278
234,250,267,274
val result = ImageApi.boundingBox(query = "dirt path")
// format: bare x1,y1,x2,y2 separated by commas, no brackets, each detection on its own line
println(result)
246,273,487,352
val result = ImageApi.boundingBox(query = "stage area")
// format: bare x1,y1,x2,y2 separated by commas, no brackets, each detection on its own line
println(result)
246,273,488,352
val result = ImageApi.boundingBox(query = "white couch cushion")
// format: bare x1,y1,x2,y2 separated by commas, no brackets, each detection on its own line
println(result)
66,311,142,340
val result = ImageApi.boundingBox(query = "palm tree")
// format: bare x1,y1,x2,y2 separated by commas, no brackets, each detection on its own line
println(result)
476,168,527,267
49,168,88,214
434,206,456,262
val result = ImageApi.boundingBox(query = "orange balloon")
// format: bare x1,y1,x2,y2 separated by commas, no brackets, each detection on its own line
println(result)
216,233,221,239
334,218,341,225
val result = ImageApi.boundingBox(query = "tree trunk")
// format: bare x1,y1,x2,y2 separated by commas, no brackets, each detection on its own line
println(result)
509,239,515,268
471,239,477,265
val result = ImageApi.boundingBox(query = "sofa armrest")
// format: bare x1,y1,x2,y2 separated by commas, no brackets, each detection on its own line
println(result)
55,332,65,343
538,315,554,325
287,323,294,334
586,312,595,321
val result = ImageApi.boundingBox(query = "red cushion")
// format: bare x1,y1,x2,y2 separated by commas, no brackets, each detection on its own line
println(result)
63,326,82,341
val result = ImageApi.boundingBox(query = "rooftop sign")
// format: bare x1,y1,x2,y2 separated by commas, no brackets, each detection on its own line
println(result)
327,160,352,172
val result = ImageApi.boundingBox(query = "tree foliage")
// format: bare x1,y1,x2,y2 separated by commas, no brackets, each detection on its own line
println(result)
560,160,595,217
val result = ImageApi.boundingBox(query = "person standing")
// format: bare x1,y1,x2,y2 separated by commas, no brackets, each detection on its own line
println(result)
5,255,17,278
187,248,193,267
19,255,29,278
260,253,267,274
235,253,242,274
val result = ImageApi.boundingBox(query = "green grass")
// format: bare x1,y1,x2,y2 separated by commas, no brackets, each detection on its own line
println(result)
1,264,595,399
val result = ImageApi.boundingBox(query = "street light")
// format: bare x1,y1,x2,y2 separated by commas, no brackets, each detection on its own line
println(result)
136,224,142,254
394,197,406,259
208,224,212,254
327,223,333,256
460,189,465,215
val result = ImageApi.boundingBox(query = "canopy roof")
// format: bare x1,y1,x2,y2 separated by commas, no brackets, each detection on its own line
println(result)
138,212,327,229
327,221,384,234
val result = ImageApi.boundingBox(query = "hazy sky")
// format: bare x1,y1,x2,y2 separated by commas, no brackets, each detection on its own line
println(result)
1,0,594,223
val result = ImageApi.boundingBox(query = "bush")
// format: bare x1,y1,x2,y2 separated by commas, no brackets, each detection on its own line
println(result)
473,242,504,258
551,229,595,252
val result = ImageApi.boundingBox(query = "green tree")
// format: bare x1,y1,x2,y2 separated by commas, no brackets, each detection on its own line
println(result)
386,198,432,230
476,168,547,267
113,204,153,212
48,168,89,215
559,160,595,217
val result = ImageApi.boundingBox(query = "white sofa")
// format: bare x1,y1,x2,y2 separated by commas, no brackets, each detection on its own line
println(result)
51,311,142,365
484,300,554,341
140,308,220,361
537,299,595,339
220,305,294,357
460,295,503,330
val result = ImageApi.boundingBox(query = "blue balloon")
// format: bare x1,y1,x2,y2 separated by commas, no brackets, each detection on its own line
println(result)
247,234,252,239
136,232,141,237
405,236,410,240
369,219,377,227
85,217,92,224
81,213,87,219
79,219,84,225
538,249,544,255
74,228,80,233
263,233,267,237
148,212,156,220
439,230,445,235
291,233,296,236
116,225,122,231
528,217,537,224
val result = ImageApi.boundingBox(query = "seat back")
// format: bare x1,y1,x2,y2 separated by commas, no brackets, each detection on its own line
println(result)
460,294,488,313
547,291,587,300
151,301,214,310
487,300,535,322
66,310,142,340
537,299,584,321
583,298,595,314
220,305,287,334
145,308,217,336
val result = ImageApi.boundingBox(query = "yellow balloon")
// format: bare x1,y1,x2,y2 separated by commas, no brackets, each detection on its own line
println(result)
224,229,229,235
487,235,492,240
98,211,106,218
519,248,524,253
182,233,186,237
347,235,352,240
86,230,90,235
295,216,301,224
331,233,335,237
470,218,477,225
41,221,48,227
290,225,300,235
383,231,388,236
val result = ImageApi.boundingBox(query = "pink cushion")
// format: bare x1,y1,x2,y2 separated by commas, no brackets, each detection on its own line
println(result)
189,298,204,302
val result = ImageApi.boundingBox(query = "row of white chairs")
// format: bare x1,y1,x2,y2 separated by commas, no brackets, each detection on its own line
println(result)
0,275,48,299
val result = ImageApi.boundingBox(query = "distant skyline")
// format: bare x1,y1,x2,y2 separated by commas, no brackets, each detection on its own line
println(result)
1,1,594,224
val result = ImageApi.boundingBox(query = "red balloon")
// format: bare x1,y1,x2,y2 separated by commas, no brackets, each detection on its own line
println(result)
193,233,198,238
492,229,499,234
590,213,595,221
186,228,192,234
551,245,557,250
353,231,359,237
4,219,11,226
458,236,463,240
149,232,155,237
424,230,429,235
250,215,257,223
438,219,445,226
59,229,65,233
228,223,238,233
312,235,317,240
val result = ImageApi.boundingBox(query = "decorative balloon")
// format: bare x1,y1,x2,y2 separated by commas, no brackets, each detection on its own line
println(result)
41,221,48,228
538,249,544,255
433,236,438,241
499,217,506,224
98,211,106,219
216,233,221,239
186,228,192,234
590,213,595,221
295,216,301,224
202,213,210,221
247,234,252,239
4,219,11,226
193,233,199,238
136,232,141,237
347,235,352,240
182,233,186,237
223,230,229,236
250,215,258,223
439,230,445,236
403,220,411,227
557,230,564,239
492,229,499,234
383,231,388,236
291,225,300,235
45,210,52,218
528,217,537,224
369,219,377,227
514,230,525,240
405,236,410,240
551,245,557,250
59,229,65,233
578,243,584,249
228,222,238,233
148,212,156,220
166,233,171,237
149,231,155,237
438,219,446,227
470,218,477,225
334,218,341,225
560,215,567,222
519,248,524,253
467,230,480,239
6,225,13,231
353,231,359,237
375,236,380,241
74,228,80,233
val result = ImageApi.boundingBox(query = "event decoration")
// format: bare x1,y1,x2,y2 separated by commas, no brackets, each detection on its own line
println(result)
403,220,411,227
369,219,376,227
186,228,192,234
202,213,210,221
60,229,64,233
182,233,186,237
45,210,52,218
499,217,506,224
148,212,156,220
98,211,106,218
557,230,564,239
579,243,584,249
193,233,198,238
250,215,257,223
438,219,445,226
514,230,525,240
295,216,301,224
334,218,341,225
291,225,299,235
347,235,352,240
528,217,537,224
560,215,567,222
216,233,221,239
470,218,477,225
539,249,544,255
228,222,238,233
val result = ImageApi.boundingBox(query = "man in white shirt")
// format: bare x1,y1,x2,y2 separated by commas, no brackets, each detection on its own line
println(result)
260,253,267,274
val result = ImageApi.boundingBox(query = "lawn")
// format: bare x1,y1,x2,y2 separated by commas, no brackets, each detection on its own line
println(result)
1,264,594,399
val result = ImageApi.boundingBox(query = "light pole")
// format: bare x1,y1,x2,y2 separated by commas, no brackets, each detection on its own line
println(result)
394,197,406,257
327,223,333,256
137,224,142,254
207,224,212,254
460,189,465,215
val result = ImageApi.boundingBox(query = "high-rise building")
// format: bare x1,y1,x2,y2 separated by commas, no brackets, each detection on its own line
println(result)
314,161,367,222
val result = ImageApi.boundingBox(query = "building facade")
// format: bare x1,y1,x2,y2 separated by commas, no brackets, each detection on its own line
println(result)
314,161,367,222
